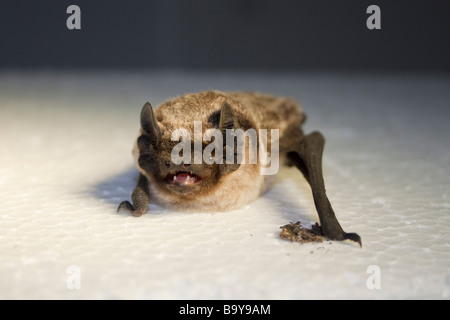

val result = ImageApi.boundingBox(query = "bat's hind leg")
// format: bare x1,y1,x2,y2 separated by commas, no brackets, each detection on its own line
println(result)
117,173,150,217
287,131,361,246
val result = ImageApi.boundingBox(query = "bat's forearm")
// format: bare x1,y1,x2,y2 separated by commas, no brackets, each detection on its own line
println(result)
118,174,149,217
288,131,361,246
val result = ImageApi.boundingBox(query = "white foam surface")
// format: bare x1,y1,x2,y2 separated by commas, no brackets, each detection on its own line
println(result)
1,71,449,299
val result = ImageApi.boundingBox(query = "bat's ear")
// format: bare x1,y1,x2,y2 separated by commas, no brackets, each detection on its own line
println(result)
140,102,161,146
219,101,239,132
219,101,240,175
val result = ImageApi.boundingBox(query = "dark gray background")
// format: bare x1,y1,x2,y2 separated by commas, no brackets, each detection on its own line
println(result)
1,0,449,71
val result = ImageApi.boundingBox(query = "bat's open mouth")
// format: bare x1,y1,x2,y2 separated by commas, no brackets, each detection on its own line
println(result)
165,171,202,186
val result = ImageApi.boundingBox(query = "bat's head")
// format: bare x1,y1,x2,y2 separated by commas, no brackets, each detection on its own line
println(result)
135,102,241,197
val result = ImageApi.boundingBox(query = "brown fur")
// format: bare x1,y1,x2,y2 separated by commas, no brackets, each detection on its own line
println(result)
133,90,305,211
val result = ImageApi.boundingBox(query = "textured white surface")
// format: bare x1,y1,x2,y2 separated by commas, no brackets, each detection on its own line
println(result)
0,71,449,299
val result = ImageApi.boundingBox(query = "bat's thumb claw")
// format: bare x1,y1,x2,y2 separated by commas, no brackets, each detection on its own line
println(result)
117,201,145,217
117,201,134,214
343,232,362,248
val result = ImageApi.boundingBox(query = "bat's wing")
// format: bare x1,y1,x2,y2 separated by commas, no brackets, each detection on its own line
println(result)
117,102,158,217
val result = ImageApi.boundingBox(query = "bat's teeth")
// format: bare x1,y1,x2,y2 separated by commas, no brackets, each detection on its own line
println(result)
166,171,201,186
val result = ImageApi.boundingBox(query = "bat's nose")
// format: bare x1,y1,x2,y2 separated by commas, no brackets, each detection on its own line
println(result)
164,160,194,172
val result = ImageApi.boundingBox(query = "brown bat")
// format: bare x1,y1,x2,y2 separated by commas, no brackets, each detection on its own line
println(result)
118,91,361,246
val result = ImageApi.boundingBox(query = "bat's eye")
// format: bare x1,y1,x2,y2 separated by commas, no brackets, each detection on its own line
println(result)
206,150,216,163
164,161,171,168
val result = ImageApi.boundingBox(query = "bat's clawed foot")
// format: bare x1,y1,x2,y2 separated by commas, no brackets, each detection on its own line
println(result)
117,201,145,217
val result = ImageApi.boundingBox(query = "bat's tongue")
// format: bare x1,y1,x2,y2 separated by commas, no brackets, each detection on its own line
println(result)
175,172,190,181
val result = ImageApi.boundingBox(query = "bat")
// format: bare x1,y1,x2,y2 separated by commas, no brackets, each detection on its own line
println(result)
118,91,361,246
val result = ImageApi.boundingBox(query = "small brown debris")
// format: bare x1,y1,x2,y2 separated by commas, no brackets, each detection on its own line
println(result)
279,221,325,244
